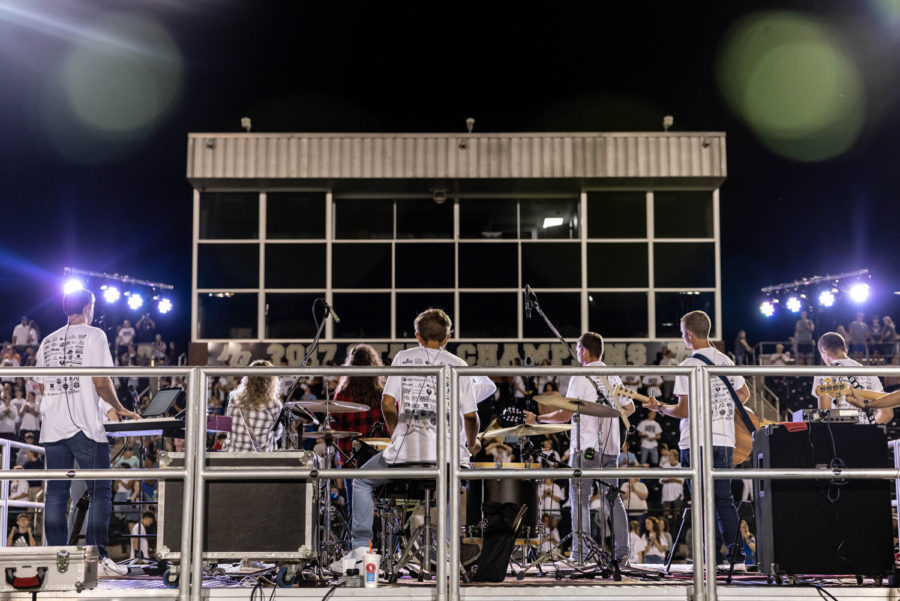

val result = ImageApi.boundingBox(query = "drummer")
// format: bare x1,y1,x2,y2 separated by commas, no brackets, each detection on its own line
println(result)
331,344,386,458
331,308,480,571
525,331,634,565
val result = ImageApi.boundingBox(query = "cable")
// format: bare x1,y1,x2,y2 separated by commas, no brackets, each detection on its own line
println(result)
321,583,342,601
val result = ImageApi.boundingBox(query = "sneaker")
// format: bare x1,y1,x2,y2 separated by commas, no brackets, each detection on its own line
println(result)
328,546,368,574
99,556,128,577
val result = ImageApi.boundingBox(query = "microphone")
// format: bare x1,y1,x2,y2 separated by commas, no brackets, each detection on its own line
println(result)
324,301,341,324
291,403,321,426
523,285,533,319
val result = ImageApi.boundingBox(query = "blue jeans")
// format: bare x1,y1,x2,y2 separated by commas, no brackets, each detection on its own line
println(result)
43,432,112,557
680,446,742,564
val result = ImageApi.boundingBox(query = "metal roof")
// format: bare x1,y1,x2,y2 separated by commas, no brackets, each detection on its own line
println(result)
187,132,726,185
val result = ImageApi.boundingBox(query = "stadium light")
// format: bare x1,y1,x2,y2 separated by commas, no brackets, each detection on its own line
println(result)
102,286,120,304
127,292,144,310
849,283,870,303
818,290,835,307
63,279,84,295
157,298,173,314
760,300,776,318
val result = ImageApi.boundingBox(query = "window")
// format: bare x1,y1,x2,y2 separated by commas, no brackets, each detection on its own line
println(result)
332,293,391,338
654,191,713,238
587,243,648,288
396,292,455,338
587,192,646,238
522,242,580,288
519,198,579,239
265,244,325,289
396,199,453,239
332,243,391,288
656,292,715,338
267,192,326,239
198,244,258,289
459,293,517,338
654,243,715,288
458,243,518,288
395,243,454,288
199,192,258,239
459,199,517,239
198,293,257,339
523,293,581,338
266,293,323,339
334,199,393,239
588,293,649,338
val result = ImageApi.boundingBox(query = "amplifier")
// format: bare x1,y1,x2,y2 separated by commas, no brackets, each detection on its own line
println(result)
753,423,893,578
791,408,860,423
157,451,318,560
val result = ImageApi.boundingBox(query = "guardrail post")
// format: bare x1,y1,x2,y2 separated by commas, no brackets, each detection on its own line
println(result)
1,440,9,546
698,367,717,601
177,367,199,601
449,367,461,601
436,367,448,601
190,367,207,601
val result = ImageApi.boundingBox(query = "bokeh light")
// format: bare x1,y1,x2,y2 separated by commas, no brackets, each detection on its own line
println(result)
786,296,802,313
157,298,172,314
849,283,870,303
717,11,865,161
818,290,835,307
760,301,776,318
127,292,144,310
102,286,121,304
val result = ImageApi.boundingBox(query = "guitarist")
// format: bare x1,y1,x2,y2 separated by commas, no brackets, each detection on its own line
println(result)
644,310,748,566
812,331,890,424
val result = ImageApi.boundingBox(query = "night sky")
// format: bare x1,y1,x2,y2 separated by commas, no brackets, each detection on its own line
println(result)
1,0,898,348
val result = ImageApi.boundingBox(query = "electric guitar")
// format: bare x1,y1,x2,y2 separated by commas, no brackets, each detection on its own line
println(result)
815,381,887,402
612,385,775,466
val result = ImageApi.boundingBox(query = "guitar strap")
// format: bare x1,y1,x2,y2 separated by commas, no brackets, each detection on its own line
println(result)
691,352,756,434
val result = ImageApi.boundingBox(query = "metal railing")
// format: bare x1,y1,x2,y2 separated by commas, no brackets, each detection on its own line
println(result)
0,437,45,545
1,363,898,601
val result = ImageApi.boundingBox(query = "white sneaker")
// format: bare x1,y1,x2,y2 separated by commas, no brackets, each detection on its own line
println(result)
328,546,368,574
99,556,129,577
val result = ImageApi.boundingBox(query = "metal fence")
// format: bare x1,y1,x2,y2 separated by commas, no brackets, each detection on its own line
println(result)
1,363,898,601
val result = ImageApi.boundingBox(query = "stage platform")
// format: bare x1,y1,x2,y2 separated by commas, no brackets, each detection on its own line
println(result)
2,566,895,601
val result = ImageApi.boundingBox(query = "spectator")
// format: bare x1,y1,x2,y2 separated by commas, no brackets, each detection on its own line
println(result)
130,511,155,559
135,313,156,344
538,477,565,517
636,410,662,466
869,316,883,352
0,393,17,441
794,311,815,365
539,437,562,465
16,432,37,466
116,320,135,350
540,513,560,554
660,448,684,508
140,454,158,502
628,519,646,564
642,374,663,401
17,391,40,440
734,330,754,365
881,316,898,359
620,477,649,521
848,312,869,359
617,440,640,467
641,516,667,564
769,343,790,366
11,317,30,350
166,341,179,365
113,464,141,524
26,320,41,347
150,334,167,364
22,449,44,506
7,513,36,547
740,519,756,568
621,362,641,392
115,446,140,468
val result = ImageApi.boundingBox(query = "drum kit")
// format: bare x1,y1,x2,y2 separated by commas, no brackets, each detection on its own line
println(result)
282,392,623,579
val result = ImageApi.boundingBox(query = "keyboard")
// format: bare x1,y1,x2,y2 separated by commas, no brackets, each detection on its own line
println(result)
105,416,232,437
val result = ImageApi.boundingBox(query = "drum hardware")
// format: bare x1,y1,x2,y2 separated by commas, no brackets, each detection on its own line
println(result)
533,395,622,419
481,423,575,439
287,400,371,414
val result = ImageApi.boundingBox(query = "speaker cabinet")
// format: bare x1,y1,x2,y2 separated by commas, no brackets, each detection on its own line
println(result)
753,423,894,577
157,452,318,560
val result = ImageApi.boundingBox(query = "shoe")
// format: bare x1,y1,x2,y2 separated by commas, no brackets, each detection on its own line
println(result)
99,556,128,577
329,546,368,574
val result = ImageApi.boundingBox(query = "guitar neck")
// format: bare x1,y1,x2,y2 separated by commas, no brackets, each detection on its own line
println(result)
617,388,677,411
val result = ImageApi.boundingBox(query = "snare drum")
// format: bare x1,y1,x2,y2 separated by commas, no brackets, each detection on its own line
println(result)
466,462,541,538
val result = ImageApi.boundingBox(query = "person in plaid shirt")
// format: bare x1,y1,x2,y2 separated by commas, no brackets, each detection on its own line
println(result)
221,360,283,452
332,344,385,458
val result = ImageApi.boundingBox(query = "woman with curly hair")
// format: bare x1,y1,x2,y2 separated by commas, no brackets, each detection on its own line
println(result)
331,344,385,458
222,360,283,452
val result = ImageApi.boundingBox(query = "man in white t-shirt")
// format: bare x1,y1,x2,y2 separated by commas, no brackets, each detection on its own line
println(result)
334,308,479,570
636,411,662,466
12,316,31,350
645,310,749,565
36,288,140,576
811,332,890,424
526,331,634,565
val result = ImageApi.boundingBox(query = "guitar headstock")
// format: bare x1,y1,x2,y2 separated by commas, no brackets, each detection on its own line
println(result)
613,384,639,401
816,381,852,398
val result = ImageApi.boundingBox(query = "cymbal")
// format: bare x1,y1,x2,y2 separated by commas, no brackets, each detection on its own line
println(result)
303,429,361,440
533,394,621,418
285,400,370,413
482,423,574,439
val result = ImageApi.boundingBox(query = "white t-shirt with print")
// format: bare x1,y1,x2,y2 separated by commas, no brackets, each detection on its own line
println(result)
36,323,114,444
18,398,41,432
636,418,662,449
564,361,632,457
381,346,477,465
812,358,883,424
673,347,746,450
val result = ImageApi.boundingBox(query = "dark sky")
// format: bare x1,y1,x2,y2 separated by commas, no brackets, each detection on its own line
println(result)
1,0,898,347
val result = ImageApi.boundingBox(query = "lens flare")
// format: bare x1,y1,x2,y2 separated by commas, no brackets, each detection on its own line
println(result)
849,283,870,303
760,301,776,318
63,279,84,294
